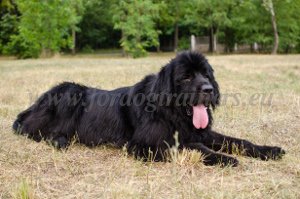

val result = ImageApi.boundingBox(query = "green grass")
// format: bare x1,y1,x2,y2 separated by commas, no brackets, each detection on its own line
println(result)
0,54,300,198
13,179,34,199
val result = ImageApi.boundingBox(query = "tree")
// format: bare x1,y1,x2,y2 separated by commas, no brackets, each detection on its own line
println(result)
1,0,300,56
77,0,120,51
113,0,160,58
0,0,14,10
156,0,187,52
263,0,278,54
0,0,19,54
187,0,235,53
233,0,300,53
231,0,272,51
70,0,85,54
274,0,300,53
0,13,18,53
7,0,83,58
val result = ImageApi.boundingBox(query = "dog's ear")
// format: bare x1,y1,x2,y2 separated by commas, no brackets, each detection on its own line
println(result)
152,64,174,94
210,69,220,109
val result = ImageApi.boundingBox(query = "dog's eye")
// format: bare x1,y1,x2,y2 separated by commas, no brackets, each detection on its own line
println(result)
204,74,210,78
182,76,192,83
182,78,191,82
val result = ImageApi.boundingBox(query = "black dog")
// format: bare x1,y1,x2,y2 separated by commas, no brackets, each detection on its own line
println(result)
13,52,285,166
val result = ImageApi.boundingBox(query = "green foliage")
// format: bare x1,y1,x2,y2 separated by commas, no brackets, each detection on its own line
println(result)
188,0,234,30
0,0,14,10
1,0,300,57
156,0,188,34
185,0,239,52
233,0,273,46
232,0,300,52
186,0,300,53
77,0,119,50
113,0,160,58
178,36,190,51
4,34,40,58
7,0,83,58
0,13,18,53
274,0,300,52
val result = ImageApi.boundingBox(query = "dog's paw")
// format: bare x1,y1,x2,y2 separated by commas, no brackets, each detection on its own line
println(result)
204,154,239,167
51,136,69,149
219,156,239,167
257,146,285,161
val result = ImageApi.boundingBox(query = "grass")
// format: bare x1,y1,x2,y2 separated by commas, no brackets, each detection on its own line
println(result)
13,179,34,199
0,53,300,198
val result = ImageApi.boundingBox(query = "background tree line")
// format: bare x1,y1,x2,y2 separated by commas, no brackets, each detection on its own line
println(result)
0,0,300,58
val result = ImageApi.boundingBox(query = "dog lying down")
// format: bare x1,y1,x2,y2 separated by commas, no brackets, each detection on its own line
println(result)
13,51,285,166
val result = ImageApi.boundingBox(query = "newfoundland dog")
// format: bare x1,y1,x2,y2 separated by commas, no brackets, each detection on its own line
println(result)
13,51,285,166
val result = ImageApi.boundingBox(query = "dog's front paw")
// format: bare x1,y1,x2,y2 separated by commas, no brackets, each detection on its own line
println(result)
50,136,69,149
220,155,239,167
204,154,239,167
257,146,285,161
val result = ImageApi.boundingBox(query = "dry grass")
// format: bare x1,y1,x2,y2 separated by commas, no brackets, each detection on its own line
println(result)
0,54,300,199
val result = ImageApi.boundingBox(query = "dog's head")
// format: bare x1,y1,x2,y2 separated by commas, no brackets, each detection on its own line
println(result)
172,51,220,108
156,51,220,129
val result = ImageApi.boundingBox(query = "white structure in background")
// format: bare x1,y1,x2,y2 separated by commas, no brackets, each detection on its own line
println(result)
191,34,258,53
191,35,196,51
253,42,258,52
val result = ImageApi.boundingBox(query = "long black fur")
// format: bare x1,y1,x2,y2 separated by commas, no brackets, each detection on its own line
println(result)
13,51,285,166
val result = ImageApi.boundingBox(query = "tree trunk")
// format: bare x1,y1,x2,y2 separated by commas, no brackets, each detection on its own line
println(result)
157,42,161,52
72,27,76,55
121,30,126,57
266,0,279,54
40,48,52,58
174,22,179,52
271,10,279,54
173,0,179,52
209,27,213,53
213,30,217,53
209,26,217,53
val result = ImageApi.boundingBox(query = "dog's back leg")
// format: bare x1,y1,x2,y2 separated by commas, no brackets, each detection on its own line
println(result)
12,104,53,142
13,108,32,134
13,82,86,148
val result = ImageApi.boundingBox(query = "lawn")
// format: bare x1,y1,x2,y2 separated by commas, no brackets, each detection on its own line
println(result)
0,54,299,198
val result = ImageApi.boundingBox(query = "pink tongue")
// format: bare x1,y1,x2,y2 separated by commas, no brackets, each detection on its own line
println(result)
192,105,209,129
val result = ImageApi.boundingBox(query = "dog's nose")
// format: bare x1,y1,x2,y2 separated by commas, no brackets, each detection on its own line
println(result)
201,84,213,94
